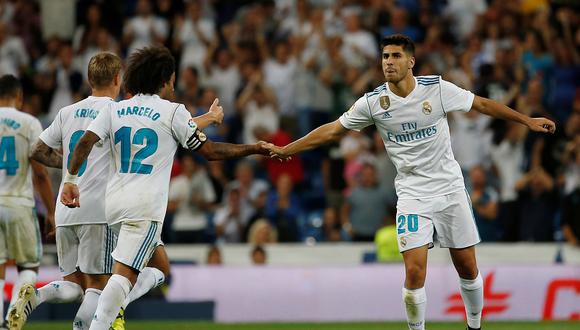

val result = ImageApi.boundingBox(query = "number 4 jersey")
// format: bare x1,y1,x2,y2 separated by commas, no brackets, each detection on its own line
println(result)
39,96,115,226
87,93,202,225
0,107,43,208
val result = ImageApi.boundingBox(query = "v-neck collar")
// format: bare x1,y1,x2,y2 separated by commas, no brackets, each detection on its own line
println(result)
386,76,418,103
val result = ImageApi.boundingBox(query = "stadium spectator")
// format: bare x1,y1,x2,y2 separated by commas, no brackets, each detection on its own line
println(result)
167,153,216,243
341,163,391,242
468,166,500,241
515,167,558,242
247,218,278,245
265,174,301,242
123,0,169,56
251,245,267,265
0,22,29,76
174,0,216,73
214,188,252,243
206,245,222,265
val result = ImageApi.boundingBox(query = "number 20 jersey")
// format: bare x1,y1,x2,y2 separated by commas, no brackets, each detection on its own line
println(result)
88,94,199,225
39,96,115,226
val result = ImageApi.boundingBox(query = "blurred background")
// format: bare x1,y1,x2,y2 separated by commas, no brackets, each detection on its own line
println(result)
1,0,579,324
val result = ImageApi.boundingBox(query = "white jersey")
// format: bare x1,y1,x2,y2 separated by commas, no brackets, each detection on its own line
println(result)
0,107,42,208
39,96,115,226
88,94,201,225
339,76,475,199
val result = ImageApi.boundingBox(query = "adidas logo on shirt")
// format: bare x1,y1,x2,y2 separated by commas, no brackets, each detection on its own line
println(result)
382,112,392,119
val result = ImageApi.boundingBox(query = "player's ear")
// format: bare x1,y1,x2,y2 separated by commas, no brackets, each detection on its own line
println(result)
408,56,415,70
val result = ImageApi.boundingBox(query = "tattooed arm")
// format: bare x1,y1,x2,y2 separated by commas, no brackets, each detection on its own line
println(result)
196,140,268,161
31,140,63,168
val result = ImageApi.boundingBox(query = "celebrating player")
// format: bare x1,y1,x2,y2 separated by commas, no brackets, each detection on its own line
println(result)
0,75,55,330
265,34,556,330
62,46,268,330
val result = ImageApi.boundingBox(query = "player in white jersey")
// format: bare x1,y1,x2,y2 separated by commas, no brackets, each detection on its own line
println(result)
7,53,123,330
0,75,55,330
265,35,556,330
61,46,267,330
9,52,224,330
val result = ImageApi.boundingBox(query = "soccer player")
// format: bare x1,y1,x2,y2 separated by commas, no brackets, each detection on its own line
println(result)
62,46,267,330
0,75,55,330
265,35,556,330
9,52,224,330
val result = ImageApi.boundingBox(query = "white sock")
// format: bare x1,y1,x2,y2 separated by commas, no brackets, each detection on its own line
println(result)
6,270,36,319
73,289,101,330
402,287,426,330
0,279,5,320
460,272,483,329
123,267,165,309
37,281,84,304
89,275,132,330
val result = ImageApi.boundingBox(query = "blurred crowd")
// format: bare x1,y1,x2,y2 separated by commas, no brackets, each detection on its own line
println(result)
1,0,579,247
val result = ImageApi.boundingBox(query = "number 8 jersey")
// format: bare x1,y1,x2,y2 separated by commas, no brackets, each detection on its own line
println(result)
87,93,201,225
39,96,115,226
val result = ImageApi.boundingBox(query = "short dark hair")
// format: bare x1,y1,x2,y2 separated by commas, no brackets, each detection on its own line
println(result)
381,34,415,56
0,75,22,99
123,46,175,95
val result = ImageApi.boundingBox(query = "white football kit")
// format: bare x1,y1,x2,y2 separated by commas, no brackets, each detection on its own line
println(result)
39,96,117,276
339,76,481,252
0,107,43,267
88,93,204,270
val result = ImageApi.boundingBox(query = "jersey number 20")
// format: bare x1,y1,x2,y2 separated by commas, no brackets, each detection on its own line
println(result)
0,136,19,175
397,214,419,234
114,126,158,174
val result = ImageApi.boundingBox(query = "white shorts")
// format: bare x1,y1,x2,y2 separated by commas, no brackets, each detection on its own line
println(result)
56,224,117,276
111,220,162,272
0,205,42,267
396,190,481,253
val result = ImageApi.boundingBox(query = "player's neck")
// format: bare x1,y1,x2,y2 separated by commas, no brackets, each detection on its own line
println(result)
0,99,17,108
387,74,415,98
92,88,117,99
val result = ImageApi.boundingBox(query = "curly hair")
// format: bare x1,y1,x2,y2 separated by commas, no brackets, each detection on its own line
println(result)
123,46,175,95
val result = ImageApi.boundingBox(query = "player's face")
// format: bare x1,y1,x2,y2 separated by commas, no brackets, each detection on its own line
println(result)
382,45,414,83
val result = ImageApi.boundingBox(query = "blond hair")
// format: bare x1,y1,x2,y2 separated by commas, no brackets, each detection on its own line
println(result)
88,52,121,89
247,219,278,244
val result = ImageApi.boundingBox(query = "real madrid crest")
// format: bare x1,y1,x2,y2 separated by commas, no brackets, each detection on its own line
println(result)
379,95,390,110
422,101,432,115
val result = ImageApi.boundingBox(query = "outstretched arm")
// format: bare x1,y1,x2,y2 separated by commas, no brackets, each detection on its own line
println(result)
60,131,101,208
266,120,349,159
197,140,268,161
31,140,63,168
471,96,556,133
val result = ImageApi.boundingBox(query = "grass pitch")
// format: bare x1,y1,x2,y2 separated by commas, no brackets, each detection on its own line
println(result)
23,321,579,330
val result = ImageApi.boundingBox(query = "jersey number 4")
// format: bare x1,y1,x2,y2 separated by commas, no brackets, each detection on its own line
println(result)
0,136,19,175
114,126,158,174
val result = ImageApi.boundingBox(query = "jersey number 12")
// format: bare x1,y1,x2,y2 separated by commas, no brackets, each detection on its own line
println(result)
114,126,158,174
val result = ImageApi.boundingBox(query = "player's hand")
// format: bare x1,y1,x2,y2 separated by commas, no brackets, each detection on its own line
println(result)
209,98,224,125
526,117,556,134
44,213,56,240
61,183,80,208
263,142,292,161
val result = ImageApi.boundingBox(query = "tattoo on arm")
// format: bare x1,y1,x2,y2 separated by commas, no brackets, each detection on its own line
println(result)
199,141,265,160
31,141,63,168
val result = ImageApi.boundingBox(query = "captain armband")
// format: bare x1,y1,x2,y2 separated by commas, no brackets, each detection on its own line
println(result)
186,128,208,151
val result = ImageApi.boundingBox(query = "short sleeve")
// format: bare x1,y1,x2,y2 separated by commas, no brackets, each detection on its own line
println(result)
39,110,63,149
440,79,475,113
171,104,206,151
87,104,112,140
338,96,373,131
28,117,43,155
